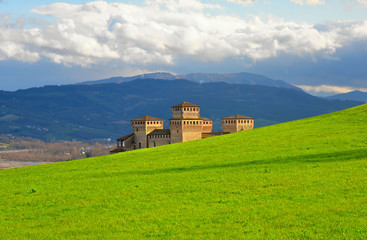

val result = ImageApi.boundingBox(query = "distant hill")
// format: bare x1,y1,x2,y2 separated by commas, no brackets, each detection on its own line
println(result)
0,79,362,141
81,72,300,90
1,104,366,239
326,90,367,103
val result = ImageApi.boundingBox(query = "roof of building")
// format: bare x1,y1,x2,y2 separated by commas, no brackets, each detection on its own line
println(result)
116,133,135,141
222,114,254,120
172,102,200,108
147,129,171,136
132,116,164,121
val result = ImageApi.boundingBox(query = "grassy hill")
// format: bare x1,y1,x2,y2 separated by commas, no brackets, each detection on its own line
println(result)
1,104,366,239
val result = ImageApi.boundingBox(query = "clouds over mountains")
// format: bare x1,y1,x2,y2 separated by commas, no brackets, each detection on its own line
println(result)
0,0,366,68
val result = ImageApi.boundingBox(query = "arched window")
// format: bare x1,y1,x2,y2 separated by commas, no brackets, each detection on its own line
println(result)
139,142,142,148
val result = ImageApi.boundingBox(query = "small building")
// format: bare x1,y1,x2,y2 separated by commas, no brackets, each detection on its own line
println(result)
221,114,254,133
110,102,254,153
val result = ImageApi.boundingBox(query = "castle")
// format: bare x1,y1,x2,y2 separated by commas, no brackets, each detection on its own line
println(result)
110,102,254,153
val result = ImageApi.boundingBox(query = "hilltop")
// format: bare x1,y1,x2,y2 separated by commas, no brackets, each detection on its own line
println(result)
0,104,366,239
0,79,361,141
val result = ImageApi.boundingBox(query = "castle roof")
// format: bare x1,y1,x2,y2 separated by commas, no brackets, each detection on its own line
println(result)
132,116,164,121
116,133,135,141
172,102,200,108
147,129,171,136
222,114,254,120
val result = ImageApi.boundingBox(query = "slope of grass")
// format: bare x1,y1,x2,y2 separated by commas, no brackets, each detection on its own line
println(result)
1,104,367,239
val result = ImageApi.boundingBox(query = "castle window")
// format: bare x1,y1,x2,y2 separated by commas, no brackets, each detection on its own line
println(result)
153,142,156,147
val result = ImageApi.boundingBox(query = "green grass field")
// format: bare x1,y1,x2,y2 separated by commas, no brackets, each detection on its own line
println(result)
1,104,366,239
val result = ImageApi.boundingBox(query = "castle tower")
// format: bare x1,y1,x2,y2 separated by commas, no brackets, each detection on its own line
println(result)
221,114,254,133
131,116,163,149
170,102,207,144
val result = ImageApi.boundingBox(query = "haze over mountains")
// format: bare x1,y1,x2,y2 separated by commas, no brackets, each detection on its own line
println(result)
81,72,299,90
0,78,362,141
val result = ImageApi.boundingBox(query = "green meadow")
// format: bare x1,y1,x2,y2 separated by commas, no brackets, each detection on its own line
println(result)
1,104,367,239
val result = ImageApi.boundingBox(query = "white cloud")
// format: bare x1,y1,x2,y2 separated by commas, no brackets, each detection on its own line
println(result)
356,0,367,6
297,84,367,95
226,0,258,6
0,0,365,67
290,0,325,5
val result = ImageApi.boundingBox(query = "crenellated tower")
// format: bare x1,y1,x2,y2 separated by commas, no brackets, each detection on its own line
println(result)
169,102,212,143
131,116,164,149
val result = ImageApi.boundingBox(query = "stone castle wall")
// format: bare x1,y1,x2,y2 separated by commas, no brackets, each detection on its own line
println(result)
222,119,254,133
169,120,183,144
132,120,163,149
172,107,200,119
148,135,171,148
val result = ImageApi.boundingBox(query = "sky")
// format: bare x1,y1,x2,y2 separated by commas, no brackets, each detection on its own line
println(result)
1,0,367,96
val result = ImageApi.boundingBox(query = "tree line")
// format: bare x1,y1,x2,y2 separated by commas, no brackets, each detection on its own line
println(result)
0,135,112,162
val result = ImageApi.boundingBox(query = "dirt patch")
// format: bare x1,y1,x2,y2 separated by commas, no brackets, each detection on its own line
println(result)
0,159,51,170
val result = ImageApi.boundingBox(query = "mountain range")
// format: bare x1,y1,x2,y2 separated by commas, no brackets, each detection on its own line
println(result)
81,72,300,90
0,78,362,141
326,91,367,103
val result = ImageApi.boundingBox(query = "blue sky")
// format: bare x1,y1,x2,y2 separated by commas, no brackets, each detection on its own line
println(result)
1,0,367,95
